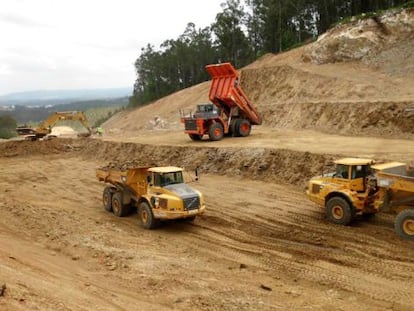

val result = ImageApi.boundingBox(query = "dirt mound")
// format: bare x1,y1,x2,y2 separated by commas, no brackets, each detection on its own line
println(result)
0,139,82,157
0,139,332,187
103,82,210,135
50,126,76,136
104,8,414,139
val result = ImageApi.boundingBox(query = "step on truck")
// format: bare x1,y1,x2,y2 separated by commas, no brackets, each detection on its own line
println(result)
96,166,205,229
306,158,414,241
180,62,262,141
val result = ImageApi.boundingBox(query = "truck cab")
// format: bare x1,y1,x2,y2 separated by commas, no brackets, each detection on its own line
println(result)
194,103,220,119
306,158,377,225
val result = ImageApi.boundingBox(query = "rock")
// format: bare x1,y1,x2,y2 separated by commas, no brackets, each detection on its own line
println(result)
302,9,414,64
239,263,247,269
0,283,6,297
260,284,272,291
107,262,117,271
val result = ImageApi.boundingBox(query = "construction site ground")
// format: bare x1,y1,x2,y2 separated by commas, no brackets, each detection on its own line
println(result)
2,9,414,310
0,134,413,311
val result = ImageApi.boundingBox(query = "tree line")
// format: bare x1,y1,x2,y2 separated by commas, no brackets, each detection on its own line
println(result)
130,0,412,107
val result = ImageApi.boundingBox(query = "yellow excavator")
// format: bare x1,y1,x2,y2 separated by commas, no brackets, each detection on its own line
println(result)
16,111,92,140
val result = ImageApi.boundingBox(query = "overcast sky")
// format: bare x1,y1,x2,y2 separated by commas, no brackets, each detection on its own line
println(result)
0,0,224,95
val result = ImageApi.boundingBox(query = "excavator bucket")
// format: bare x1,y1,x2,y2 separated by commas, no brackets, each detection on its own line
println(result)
205,63,262,125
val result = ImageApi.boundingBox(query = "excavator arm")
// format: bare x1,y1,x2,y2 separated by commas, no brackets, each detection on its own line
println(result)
16,111,92,140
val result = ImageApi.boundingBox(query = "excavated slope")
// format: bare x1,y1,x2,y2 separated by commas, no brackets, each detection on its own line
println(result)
104,8,414,138
0,139,332,187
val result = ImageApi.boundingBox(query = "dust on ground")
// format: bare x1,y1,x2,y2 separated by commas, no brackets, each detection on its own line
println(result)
0,140,413,311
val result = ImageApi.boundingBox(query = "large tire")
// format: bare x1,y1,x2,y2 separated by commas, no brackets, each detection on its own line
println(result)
112,192,128,217
395,209,414,241
235,119,251,137
189,134,202,141
326,197,353,225
138,202,159,229
103,186,114,212
208,123,224,141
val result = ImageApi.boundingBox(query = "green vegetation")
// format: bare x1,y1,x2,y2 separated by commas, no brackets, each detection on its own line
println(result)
87,106,124,128
402,0,414,7
130,0,410,108
53,106,124,131
1,97,127,125
0,115,17,139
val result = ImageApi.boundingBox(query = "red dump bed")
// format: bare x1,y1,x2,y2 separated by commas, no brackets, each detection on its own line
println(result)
205,63,262,125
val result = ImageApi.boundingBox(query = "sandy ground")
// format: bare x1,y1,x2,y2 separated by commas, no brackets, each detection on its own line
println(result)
0,138,413,311
2,10,414,310
104,127,414,163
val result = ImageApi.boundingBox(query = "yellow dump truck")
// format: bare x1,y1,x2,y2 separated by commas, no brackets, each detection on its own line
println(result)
96,166,205,229
306,158,414,241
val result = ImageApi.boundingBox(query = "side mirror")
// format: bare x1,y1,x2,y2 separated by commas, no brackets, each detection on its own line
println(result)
146,175,151,183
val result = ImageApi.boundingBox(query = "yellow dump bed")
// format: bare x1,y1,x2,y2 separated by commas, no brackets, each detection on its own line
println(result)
373,162,414,193
96,167,150,196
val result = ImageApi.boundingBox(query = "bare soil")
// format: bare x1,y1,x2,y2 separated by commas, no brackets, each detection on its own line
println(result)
2,9,414,310
0,138,413,311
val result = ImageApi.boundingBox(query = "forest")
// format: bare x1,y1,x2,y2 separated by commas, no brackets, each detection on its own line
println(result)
129,0,413,107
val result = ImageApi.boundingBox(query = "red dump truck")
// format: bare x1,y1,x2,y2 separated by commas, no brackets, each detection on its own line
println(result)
180,63,262,141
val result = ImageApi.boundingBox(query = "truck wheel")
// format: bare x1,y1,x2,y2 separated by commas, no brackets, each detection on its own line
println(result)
189,134,202,141
395,210,414,241
326,197,353,225
112,192,128,217
208,123,224,141
236,119,251,137
139,202,159,229
103,186,114,212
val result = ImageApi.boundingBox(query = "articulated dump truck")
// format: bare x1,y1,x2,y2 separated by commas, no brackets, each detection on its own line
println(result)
96,166,205,229
180,62,262,141
306,158,414,241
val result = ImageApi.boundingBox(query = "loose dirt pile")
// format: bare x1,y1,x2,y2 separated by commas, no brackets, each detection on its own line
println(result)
0,139,333,187
50,125,77,137
0,139,82,157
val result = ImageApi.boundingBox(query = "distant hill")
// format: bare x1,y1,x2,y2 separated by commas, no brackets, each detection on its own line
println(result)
0,97,128,124
0,87,132,107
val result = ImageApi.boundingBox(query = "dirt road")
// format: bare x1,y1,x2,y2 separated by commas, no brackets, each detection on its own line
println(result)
0,140,413,311
105,127,414,162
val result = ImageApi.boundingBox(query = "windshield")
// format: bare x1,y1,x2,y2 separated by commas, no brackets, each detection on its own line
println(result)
197,104,216,113
154,171,184,187
351,165,372,179
335,164,349,179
